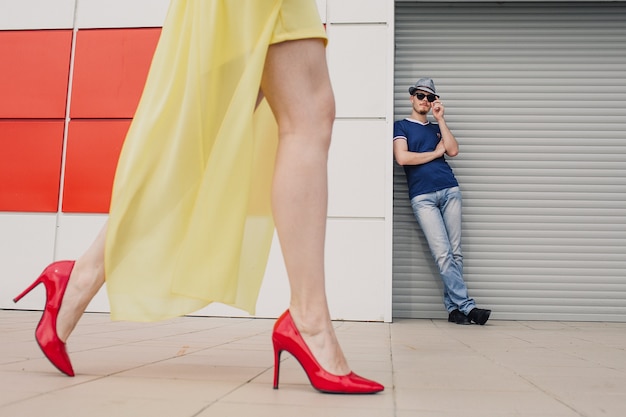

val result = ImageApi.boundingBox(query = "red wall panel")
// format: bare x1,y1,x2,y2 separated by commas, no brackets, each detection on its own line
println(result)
1,28,161,214
62,120,130,213
0,121,65,212
0,30,72,118
70,28,161,118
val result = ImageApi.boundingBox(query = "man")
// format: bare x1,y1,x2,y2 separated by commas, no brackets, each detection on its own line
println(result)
393,77,491,325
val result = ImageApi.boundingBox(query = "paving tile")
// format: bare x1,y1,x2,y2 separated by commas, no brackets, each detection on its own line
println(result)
395,388,581,414
2,311,626,417
199,402,395,417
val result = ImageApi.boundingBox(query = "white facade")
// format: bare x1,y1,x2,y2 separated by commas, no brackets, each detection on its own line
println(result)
0,0,396,322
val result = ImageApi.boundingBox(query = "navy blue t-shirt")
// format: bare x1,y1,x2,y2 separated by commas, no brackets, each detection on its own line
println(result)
393,118,458,199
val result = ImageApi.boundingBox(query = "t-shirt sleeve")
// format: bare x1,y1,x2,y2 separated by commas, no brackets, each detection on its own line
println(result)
393,120,407,140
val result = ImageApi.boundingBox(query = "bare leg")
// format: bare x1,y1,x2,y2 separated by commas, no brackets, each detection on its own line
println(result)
261,39,350,375
56,224,106,342
56,40,349,378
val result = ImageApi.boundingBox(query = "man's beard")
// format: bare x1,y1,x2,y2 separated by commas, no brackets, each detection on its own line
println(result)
416,108,429,115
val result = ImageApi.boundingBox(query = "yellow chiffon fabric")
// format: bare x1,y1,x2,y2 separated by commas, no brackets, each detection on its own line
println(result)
104,0,327,322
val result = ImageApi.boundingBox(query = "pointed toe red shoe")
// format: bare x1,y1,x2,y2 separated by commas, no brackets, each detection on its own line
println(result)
14,261,76,377
272,310,384,394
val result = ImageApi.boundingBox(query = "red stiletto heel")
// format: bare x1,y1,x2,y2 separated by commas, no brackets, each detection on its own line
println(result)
272,310,384,394
13,261,76,377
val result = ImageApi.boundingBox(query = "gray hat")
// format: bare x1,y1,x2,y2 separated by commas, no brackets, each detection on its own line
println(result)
408,77,437,96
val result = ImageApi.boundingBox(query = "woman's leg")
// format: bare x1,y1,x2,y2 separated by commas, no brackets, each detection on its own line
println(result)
56,39,348,378
56,224,107,342
261,38,350,376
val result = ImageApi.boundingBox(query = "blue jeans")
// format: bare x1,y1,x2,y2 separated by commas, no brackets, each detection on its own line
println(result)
410,186,475,314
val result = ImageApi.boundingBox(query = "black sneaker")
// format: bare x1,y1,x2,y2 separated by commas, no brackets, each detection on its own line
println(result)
467,308,491,325
448,309,471,325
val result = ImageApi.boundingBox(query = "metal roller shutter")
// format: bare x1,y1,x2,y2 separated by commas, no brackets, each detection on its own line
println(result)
392,1,626,321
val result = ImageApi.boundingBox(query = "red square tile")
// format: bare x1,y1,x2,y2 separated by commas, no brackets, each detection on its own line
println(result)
70,28,161,118
62,120,130,213
0,30,72,118
0,121,65,212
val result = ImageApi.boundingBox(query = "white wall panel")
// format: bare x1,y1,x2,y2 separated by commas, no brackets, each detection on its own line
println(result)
325,219,387,321
327,24,388,118
328,119,387,217
328,0,389,23
255,234,289,317
0,214,58,310
76,0,170,28
55,214,107,260
0,0,75,29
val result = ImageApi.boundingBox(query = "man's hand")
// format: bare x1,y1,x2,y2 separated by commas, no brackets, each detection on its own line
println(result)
435,139,446,157
432,100,444,121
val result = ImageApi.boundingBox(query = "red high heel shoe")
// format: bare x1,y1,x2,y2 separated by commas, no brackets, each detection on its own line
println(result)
13,261,76,377
272,310,384,394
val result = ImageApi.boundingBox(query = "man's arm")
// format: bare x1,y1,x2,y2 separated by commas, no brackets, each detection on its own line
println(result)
432,101,459,157
393,137,445,166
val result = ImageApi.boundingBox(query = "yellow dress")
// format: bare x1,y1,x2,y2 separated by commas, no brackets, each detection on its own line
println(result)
104,0,327,321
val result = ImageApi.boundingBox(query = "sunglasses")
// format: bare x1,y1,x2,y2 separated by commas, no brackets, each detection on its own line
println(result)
413,92,438,102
